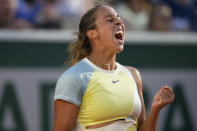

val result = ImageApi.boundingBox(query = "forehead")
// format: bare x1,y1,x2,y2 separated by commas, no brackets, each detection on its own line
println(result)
96,6,118,18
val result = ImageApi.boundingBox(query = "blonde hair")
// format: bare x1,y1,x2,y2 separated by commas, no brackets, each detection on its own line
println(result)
68,3,109,66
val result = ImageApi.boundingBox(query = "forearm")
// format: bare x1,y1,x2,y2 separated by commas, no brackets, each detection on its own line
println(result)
138,106,160,131
138,85,175,131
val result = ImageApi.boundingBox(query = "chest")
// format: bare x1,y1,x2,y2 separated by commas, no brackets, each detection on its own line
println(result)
80,71,136,120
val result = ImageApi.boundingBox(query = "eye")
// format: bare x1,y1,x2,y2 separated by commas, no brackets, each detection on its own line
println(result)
107,19,114,22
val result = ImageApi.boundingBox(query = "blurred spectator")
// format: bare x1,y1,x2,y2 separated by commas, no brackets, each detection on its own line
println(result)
0,0,33,29
191,1,197,31
36,1,62,29
149,3,172,31
16,0,42,24
105,0,120,6
115,0,151,31
1,0,196,32
163,0,194,31
56,0,94,30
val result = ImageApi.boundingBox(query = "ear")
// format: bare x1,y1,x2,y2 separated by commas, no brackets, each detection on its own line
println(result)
86,30,98,39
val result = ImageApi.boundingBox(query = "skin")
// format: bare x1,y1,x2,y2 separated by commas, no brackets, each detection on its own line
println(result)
53,6,175,131
86,6,125,70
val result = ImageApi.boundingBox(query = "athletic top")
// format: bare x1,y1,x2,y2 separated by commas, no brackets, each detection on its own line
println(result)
54,58,142,131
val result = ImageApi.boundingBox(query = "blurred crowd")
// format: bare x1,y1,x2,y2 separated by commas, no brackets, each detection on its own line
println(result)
0,0,197,32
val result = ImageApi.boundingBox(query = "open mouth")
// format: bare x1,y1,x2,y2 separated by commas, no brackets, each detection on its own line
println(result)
115,30,124,41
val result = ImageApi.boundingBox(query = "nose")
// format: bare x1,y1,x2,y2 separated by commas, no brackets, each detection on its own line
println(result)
115,17,123,26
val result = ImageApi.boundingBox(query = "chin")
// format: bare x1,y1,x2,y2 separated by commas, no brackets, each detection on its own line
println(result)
116,45,124,53
112,38,124,53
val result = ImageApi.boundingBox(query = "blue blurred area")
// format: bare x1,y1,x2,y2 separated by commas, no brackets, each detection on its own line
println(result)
16,0,42,23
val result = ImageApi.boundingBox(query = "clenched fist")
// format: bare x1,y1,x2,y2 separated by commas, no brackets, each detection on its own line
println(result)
152,85,175,112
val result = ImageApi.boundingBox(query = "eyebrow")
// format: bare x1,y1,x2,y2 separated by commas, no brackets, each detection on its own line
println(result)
104,14,119,19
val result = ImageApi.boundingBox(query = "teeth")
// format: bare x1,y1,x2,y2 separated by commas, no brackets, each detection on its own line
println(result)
115,30,123,35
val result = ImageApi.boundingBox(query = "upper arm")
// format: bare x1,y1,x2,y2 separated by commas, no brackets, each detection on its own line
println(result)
54,73,83,106
124,66,146,127
53,72,83,131
53,100,79,131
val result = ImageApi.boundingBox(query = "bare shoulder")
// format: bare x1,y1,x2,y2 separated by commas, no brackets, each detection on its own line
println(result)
124,66,140,78
124,66,143,92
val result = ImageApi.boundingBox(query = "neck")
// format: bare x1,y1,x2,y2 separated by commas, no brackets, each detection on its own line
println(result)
87,53,117,71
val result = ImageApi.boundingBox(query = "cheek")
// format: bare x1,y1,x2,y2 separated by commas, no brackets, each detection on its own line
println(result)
99,30,113,42
96,23,115,43
104,27,114,38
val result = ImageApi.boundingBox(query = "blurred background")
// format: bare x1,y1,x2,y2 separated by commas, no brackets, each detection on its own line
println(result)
0,0,197,31
0,0,197,131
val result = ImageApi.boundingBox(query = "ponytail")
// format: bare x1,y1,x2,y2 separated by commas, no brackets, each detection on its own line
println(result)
68,34,92,65
67,5,104,66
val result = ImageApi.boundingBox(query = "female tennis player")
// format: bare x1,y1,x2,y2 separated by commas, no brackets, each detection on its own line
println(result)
52,4,175,131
